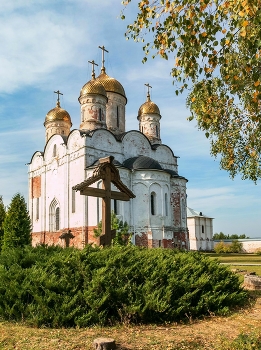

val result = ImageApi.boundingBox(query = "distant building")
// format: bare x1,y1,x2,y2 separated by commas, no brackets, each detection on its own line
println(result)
187,208,214,251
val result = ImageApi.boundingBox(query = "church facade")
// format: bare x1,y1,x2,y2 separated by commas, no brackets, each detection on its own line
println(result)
28,55,189,249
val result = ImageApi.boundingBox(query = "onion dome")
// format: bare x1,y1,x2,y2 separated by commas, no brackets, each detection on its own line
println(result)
44,101,72,125
138,95,161,117
96,69,126,100
79,78,107,99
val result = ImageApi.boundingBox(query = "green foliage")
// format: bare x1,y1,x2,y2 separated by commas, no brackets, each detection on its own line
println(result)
94,211,131,246
214,240,243,253
218,332,261,350
0,245,248,327
0,196,5,250
122,0,261,181
230,240,243,253
214,241,232,254
2,193,31,249
213,232,249,240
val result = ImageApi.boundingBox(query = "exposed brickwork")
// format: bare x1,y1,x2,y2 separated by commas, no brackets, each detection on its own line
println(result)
170,191,181,226
32,228,189,250
135,232,148,247
31,176,41,198
162,239,174,249
173,229,189,250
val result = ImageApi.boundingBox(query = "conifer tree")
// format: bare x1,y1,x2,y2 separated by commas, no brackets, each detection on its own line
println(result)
3,193,31,249
0,196,6,249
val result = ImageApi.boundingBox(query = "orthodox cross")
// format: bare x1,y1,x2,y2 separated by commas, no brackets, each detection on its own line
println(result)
73,156,135,246
54,90,63,107
145,83,152,100
98,45,109,73
88,59,98,79
59,230,75,248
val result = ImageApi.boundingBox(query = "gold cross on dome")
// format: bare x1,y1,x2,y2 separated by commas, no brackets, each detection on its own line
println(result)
88,59,98,79
145,83,152,100
98,45,109,73
54,90,63,107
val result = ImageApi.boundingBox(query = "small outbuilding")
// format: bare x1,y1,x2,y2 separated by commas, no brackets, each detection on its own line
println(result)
187,207,214,251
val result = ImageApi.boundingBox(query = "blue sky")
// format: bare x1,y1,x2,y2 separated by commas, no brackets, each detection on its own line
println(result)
0,0,260,237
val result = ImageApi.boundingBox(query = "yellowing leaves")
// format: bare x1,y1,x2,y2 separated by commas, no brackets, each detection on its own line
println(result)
254,81,260,87
242,20,249,27
202,32,207,37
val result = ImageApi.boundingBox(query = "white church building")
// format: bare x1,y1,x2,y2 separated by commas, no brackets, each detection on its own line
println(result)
28,52,189,249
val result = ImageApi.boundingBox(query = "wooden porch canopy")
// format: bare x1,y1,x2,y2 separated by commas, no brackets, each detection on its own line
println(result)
73,156,135,246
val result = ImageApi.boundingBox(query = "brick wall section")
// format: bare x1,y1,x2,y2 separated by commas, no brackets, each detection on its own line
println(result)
173,230,189,250
135,232,148,247
162,239,174,248
31,176,41,198
170,191,181,226
32,228,189,249
32,225,101,248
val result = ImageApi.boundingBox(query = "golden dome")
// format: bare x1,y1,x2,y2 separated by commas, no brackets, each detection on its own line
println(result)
138,96,161,117
80,78,107,98
44,101,72,125
96,71,126,100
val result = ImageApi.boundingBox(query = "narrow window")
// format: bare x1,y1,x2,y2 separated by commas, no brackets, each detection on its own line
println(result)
202,225,204,233
99,108,102,121
159,240,161,247
113,199,118,215
72,188,76,213
156,125,159,137
116,106,119,127
36,198,39,220
165,193,168,216
97,182,102,223
55,207,60,231
181,198,186,219
53,144,57,157
141,126,144,133
151,192,156,215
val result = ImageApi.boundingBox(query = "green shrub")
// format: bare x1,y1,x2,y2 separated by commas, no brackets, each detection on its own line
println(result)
230,240,243,253
214,241,231,253
0,246,248,327
214,240,243,253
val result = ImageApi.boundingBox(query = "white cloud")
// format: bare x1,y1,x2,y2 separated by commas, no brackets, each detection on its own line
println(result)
0,9,87,93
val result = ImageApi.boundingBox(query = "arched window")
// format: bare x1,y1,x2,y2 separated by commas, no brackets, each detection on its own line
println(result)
164,193,168,216
202,225,204,233
113,199,118,215
99,108,102,121
72,188,76,213
151,192,156,215
156,125,159,138
181,198,186,219
36,198,40,220
97,181,102,223
49,198,60,232
116,106,119,127
53,144,57,157
55,207,60,231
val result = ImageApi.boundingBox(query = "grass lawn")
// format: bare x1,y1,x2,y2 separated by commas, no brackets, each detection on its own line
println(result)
206,253,261,265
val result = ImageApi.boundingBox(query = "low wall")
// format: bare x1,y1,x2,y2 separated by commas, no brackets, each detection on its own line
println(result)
214,238,261,253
